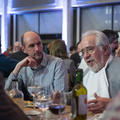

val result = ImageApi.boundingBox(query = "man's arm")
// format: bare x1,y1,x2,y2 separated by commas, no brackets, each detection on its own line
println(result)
5,56,37,89
13,56,37,76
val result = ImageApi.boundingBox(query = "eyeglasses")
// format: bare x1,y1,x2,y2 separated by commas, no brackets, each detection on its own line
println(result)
81,46,96,56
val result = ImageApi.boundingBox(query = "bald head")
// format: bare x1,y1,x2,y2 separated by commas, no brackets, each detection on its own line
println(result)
21,31,41,47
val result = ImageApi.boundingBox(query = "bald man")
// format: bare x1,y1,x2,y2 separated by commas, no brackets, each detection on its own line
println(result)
5,31,68,100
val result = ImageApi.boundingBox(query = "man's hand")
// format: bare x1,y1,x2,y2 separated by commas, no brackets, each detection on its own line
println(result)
13,56,37,75
87,93,112,114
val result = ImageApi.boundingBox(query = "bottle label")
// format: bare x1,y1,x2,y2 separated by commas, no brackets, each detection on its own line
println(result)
78,95,87,115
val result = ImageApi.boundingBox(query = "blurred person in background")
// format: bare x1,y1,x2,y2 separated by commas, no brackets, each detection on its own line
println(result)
3,46,13,56
80,30,120,114
70,42,82,69
9,41,28,61
102,29,119,56
115,43,120,57
69,45,77,57
8,47,28,62
49,39,76,91
47,41,53,54
13,41,22,53
5,31,68,100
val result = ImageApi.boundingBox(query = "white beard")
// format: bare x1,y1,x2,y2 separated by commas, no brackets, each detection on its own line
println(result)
89,63,101,73
89,55,104,73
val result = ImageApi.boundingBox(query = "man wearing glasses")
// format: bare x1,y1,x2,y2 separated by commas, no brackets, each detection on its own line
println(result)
80,30,120,114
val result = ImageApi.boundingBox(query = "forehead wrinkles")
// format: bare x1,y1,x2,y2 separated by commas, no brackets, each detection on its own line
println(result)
24,36,41,47
81,35,96,49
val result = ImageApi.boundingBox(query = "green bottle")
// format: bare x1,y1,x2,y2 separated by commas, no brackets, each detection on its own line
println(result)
72,69,87,120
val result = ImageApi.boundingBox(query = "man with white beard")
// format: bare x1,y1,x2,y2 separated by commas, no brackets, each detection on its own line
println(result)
80,30,120,114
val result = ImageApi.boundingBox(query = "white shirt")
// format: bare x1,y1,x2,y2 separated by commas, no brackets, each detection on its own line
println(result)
83,55,113,100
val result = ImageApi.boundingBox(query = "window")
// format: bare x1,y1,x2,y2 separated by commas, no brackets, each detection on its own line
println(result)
81,5,112,34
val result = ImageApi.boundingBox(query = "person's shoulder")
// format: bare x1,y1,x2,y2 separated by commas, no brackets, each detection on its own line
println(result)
0,54,7,58
0,54,18,63
9,50,27,57
9,51,28,61
46,54,63,62
63,58,75,68
107,56,120,70
64,58,74,64
111,56,120,64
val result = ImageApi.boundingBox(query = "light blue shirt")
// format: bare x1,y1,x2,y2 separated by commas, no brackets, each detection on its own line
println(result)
5,53,68,92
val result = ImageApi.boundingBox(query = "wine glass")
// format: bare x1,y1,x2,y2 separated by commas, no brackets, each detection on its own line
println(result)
49,91,67,119
36,85,53,111
27,85,41,108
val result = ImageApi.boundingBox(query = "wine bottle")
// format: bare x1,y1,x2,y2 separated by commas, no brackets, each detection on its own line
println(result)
72,68,87,120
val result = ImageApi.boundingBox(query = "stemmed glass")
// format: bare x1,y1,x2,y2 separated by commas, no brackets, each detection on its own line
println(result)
27,85,41,108
28,85,53,110
36,85,53,111
49,91,67,119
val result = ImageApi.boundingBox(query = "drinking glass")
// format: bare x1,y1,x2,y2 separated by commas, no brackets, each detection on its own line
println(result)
36,85,53,111
49,91,67,119
27,86,41,108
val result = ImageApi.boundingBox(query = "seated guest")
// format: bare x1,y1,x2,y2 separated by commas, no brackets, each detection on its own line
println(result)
49,39,76,90
5,31,68,100
80,30,120,113
0,54,18,77
0,72,29,120
102,29,119,56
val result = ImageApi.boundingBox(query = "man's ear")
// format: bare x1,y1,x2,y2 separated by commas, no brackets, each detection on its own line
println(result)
103,45,109,55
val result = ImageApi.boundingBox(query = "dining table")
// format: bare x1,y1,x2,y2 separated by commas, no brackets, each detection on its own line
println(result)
22,101,104,120
23,101,72,120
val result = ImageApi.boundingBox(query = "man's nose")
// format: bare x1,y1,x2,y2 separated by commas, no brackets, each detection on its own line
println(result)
35,45,39,51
